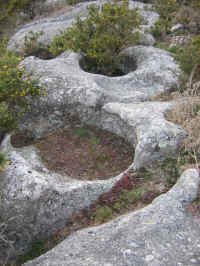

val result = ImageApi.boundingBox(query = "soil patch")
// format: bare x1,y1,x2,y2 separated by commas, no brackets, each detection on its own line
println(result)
11,124,134,180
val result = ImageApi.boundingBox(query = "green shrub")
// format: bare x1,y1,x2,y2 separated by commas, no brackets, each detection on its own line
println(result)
0,38,45,170
24,30,44,56
150,0,178,39
0,152,9,171
0,0,36,25
0,38,45,141
49,0,142,76
153,0,178,20
173,36,200,79
23,30,53,59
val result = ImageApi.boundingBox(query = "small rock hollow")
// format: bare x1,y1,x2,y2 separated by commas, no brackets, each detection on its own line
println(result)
11,123,134,180
79,54,137,76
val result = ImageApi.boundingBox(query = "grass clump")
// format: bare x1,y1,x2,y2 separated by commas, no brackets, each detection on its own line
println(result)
48,0,142,76
93,206,113,223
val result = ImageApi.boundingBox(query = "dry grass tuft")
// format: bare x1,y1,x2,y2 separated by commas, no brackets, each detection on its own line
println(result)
165,81,200,167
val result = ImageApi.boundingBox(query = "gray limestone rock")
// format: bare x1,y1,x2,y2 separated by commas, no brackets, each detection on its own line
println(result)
98,102,186,169
0,134,123,261
171,23,184,33
18,46,181,142
2,2,195,265
23,168,200,266
7,1,159,53
138,32,156,46
44,0,66,6
0,100,186,262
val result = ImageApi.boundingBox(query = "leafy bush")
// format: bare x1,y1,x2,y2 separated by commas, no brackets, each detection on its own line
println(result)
49,0,142,76
23,30,52,59
24,30,44,56
153,0,177,20
173,36,200,80
0,44,45,132
150,0,178,39
0,152,9,172
0,0,36,25
0,38,45,169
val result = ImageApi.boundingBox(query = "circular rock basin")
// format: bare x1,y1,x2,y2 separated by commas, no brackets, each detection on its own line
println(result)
11,123,134,180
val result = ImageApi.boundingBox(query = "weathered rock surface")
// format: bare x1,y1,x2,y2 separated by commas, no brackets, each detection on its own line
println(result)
0,134,123,261
18,46,184,168
23,168,200,266
98,102,186,169
7,0,159,53
2,2,196,265
0,100,186,262
19,46,181,141
44,0,66,6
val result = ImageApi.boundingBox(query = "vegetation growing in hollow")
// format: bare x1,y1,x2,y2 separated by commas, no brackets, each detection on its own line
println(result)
48,0,142,76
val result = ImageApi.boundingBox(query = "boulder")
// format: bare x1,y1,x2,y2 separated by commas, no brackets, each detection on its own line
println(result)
0,98,186,261
23,168,200,266
0,134,123,262
7,1,159,53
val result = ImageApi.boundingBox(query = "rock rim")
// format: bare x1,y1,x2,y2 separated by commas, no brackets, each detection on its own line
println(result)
0,134,123,261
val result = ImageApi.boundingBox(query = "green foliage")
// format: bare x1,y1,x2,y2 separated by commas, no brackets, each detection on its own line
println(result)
156,35,200,92
49,0,142,76
24,30,43,56
151,19,171,39
0,152,9,171
161,157,180,185
153,0,178,20
137,167,153,180
89,136,100,153
64,0,86,5
74,127,89,138
23,30,52,58
119,187,144,203
94,206,113,223
171,36,200,81
0,0,36,25
17,240,47,264
150,0,178,39
0,38,45,169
